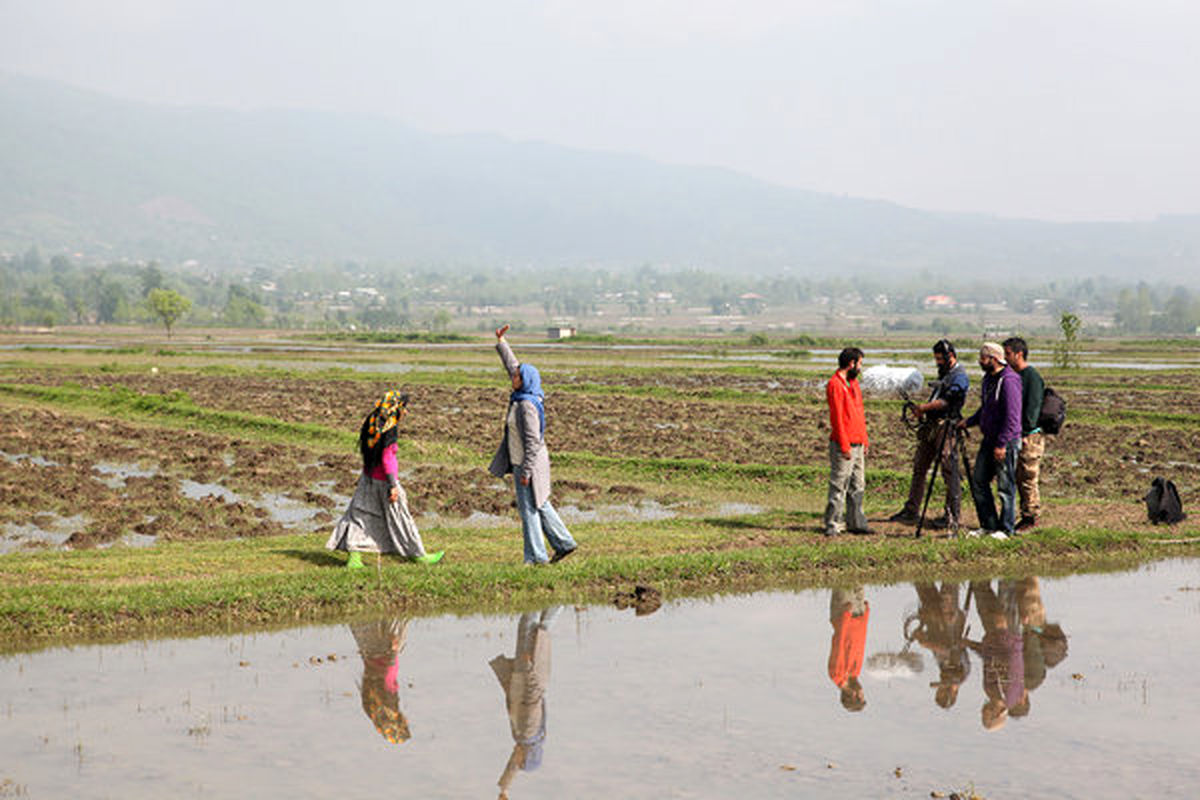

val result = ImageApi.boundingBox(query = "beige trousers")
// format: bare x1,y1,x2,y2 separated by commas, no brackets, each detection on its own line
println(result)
1016,432,1045,519
825,441,868,534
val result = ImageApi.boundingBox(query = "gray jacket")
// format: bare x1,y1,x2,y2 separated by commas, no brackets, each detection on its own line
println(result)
488,339,553,508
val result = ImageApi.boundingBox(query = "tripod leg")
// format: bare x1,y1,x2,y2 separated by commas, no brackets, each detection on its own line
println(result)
959,430,983,529
915,421,951,538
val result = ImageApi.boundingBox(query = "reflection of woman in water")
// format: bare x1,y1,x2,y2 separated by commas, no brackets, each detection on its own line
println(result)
908,582,971,709
828,587,868,712
351,619,411,744
327,391,443,568
490,607,562,799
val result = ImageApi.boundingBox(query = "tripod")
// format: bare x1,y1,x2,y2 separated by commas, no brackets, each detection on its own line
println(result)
914,419,976,538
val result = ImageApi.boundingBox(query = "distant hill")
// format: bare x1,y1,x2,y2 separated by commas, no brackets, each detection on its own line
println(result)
1,72,1198,278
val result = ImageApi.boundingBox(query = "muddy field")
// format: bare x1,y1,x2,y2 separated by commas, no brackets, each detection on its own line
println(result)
0,405,655,550
2,339,1199,551
5,366,1199,503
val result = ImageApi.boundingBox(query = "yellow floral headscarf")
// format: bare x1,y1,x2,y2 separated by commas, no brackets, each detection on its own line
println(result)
361,679,411,744
364,390,408,450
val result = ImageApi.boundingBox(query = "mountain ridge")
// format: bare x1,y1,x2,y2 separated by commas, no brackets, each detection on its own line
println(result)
1,72,1197,278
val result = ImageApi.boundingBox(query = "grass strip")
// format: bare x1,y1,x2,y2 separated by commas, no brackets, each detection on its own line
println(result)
0,381,349,445
1069,407,1200,429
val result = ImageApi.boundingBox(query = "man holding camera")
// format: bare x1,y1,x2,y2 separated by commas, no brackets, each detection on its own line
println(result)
888,339,970,531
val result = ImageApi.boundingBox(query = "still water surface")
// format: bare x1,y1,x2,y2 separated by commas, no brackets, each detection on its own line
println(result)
2,560,1198,798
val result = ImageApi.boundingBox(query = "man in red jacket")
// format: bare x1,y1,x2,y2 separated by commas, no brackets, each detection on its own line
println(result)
824,347,872,536
828,587,869,712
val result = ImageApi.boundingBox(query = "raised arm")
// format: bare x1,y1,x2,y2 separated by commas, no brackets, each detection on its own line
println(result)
495,324,519,378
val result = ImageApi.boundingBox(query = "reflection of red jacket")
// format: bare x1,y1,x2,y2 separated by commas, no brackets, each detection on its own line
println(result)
826,372,868,455
828,604,869,688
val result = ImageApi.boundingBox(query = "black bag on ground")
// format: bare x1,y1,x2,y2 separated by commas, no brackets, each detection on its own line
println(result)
1038,386,1067,435
1145,477,1186,524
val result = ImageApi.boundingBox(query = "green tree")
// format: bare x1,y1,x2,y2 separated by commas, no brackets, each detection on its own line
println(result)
140,263,164,297
1163,287,1196,333
223,285,268,327
1052,311,1082,369
146,288,191,338
431,308,453,332
96,279,128,324
19,245,42,273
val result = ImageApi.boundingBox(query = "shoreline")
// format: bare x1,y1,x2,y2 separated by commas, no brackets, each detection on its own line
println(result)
2,521,1195,654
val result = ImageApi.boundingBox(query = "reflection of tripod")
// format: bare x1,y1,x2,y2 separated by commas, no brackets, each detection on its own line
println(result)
914,419,976,538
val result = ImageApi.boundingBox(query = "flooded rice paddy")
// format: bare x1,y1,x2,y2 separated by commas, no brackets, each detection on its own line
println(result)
3,560,1199,798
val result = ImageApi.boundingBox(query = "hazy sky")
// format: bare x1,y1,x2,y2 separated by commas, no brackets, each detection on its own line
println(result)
3,0,1197,222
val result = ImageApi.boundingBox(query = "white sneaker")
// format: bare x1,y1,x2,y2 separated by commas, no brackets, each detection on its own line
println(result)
965,528,985,538
988,531,1009,540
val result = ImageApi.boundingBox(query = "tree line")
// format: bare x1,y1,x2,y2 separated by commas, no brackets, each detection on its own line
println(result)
2,247,1199,335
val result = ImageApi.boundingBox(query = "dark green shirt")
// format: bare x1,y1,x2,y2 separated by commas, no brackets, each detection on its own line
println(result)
1016,364,1045,434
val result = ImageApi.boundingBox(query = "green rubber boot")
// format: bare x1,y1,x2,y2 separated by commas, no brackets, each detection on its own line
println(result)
345,551,365,569
414,550,444,565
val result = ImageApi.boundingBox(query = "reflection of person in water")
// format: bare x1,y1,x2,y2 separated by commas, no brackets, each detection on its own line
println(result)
491,606,562,799
907,582,971,709
967,581,1025,730
350,619,411,744
1004,576,1069,719
828,587,868,712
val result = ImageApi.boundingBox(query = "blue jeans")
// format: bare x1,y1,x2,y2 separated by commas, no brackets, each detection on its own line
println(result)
971,440,1021,534
514,477,577,564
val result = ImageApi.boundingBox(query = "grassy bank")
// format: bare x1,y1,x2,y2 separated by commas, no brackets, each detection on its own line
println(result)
1,514,1196,653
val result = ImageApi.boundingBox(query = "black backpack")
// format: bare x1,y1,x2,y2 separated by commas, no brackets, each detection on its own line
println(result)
1145,477,1186,525
1038,386,1067,435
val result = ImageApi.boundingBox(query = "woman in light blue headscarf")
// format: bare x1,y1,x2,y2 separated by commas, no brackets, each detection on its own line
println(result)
488,325,578,565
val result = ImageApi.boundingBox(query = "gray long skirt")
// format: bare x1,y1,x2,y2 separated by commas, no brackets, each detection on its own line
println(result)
326,474,426,558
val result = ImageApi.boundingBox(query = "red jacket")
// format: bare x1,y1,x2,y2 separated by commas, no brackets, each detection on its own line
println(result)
826,371,868,455
828,603,869,688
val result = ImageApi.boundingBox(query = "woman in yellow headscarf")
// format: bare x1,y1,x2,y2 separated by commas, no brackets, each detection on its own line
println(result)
327,391,443,568
351,619,412,744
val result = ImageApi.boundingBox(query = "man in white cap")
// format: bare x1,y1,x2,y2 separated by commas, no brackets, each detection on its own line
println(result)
957,343,1023,535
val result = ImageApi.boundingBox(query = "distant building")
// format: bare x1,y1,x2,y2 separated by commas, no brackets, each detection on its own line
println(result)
547,326,577,340
923,294,957,309
734,293,765,315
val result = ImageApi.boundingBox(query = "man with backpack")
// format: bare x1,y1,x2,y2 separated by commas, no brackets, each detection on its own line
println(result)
1003,337,1045,531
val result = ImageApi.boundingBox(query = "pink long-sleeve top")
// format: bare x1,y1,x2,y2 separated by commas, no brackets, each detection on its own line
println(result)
366,442,399,483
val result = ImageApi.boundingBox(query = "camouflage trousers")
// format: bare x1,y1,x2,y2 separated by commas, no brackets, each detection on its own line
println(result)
1016,432,1045,519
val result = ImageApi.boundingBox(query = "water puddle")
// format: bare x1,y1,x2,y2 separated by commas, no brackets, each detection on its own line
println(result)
3,560,1199,797
179,480,241,504
96,530,159,549
91,461,160,489
557,499,677,523
0,450,59,467
418,509,512,529
257,492,326,528
1083,361,1200,370
179,481,345,530
712,502,766,517
0,514,88,554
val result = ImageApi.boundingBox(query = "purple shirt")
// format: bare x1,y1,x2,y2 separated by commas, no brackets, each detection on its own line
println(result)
981,629,1025,708
965,366,1022,447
